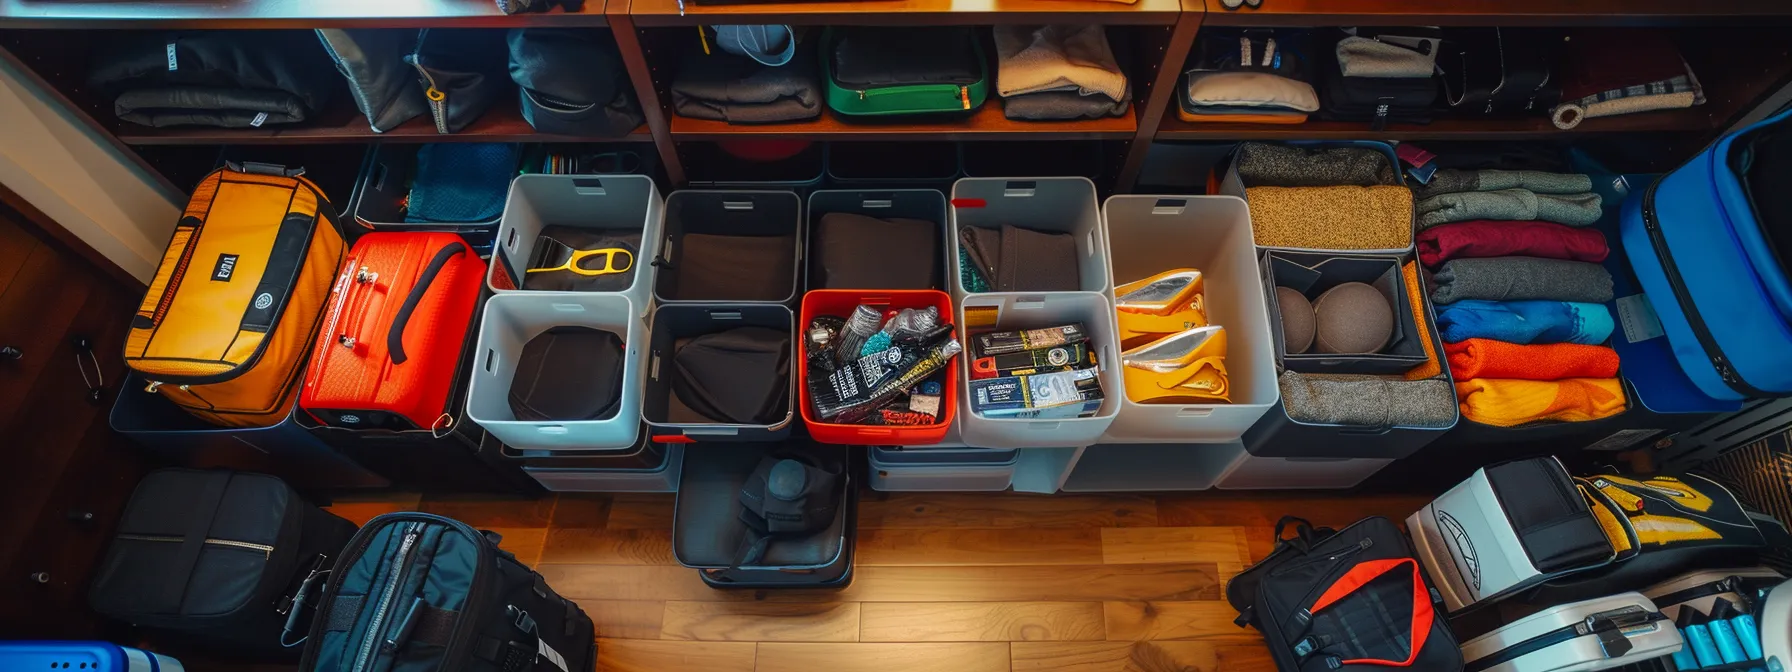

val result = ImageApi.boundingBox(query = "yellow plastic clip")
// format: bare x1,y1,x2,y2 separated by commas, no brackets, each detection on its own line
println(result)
527,247,634,277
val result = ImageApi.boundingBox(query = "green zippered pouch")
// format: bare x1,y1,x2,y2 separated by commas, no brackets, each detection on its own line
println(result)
821,27,989,117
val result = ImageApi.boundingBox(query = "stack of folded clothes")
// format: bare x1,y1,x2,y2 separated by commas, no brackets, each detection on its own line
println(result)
1234,142,1413,250
1549,29,1704,130
1318,29,1440,127
994,25,1130,121
1417,167,1627,426
671,26,821,125
1178,29,1319,124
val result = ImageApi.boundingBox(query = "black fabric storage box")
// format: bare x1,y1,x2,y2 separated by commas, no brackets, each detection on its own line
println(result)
805,189,950,291
1262,251,1428,375
673,443,851,572
654,190,802,304
644,304,796,442
88,469,358,658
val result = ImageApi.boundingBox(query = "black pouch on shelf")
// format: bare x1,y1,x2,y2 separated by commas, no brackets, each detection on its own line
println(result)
87,32,336,128
1438,28,1563,116
316,29,429,132
508,28,644,137
508,326,626,421
405,28,510,133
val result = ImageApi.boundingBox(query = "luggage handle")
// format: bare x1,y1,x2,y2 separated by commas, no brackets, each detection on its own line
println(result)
386,241,468,365
1274,516,1318,553
333,251,382,352
228,160,305,178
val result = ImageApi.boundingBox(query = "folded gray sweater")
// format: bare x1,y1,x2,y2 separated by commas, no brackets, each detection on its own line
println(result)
671,53,820,124
1279,371,1456,428
1414,170,1595,199
1417,189,1604,228
1431,256,1615,305
1235,142,1399,187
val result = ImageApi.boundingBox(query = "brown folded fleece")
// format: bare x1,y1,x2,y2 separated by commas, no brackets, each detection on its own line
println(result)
1246,185,1413,250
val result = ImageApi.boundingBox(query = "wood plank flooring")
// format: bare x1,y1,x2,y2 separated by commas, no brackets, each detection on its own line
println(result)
325,489,1429,672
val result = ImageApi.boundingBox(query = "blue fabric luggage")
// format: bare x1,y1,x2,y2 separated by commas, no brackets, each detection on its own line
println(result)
1621,107,1792,400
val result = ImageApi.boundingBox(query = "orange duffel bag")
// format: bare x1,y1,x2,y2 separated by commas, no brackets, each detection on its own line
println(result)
124,162,345,427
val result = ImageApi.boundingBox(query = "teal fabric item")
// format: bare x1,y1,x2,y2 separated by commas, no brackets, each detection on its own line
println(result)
405,143,521,223
1434,299,1615,345
959,248,990,292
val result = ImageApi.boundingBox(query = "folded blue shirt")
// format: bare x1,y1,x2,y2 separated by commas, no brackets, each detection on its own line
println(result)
1435,299,1614,345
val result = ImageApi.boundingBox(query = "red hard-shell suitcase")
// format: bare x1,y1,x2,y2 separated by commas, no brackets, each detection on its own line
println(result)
301,231,485,430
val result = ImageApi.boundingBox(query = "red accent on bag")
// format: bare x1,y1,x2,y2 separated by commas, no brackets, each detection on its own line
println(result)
1309,557,1434,667
301,232,485,430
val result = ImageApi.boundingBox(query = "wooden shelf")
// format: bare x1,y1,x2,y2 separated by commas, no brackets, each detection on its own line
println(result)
0,0,609,28
1201,0,1792,27
1157,106,1714,141
113,101,654,145
628,0,1180,26
670,102,1137,141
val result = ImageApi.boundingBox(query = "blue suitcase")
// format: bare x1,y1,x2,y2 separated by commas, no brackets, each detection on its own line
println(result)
1621,107,1792,401
0,642,183,671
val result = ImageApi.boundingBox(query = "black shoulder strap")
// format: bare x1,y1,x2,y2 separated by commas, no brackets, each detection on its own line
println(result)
157,471,232,614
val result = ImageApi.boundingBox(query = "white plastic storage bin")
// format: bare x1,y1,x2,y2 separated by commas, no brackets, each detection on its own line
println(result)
1215,452,1392,490
466,293,646,451
949,177,1110,299
956,292,1121,448
869,447,1019,492
489,174,662,315
1099,195,1278,443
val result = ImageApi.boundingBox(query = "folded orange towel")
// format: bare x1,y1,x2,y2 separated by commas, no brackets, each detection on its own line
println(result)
1445,339,1620,381
1402,261,1442,381
1456,378,1628,427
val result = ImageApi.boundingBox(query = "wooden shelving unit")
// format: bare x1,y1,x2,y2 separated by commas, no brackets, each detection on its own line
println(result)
2,0,1791,192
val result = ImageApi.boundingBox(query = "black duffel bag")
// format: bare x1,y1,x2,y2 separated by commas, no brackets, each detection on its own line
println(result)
297,512,595,672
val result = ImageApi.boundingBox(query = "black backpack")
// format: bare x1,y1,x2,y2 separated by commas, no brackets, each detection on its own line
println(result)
295,512,594,672
1226,516,1464,672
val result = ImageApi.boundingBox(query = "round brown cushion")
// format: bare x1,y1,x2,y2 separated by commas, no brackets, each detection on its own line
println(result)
1313,282,1393,354
1276,286,1316,354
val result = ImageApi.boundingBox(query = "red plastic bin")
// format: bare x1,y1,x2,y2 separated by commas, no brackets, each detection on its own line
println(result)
798,289,957,445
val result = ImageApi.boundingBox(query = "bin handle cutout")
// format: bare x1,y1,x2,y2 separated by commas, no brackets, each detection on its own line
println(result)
1339,426,1393,436
861,199,893,209
649,353,661,381
1177,407,1214,417
1153,199,1188,215
551,303,586,312
1086,230,1098,257
572,178,606,196
537,426,569,434
723,201,755,211
684,427,740,436
507,228,518,250
1026,422,1062,431
485,349,497,373
1003,181,1037,197
1013,296,1046,310
1287,457,1353,463
372,162,391,191
710,310,742,320
861,428,893,436
1100,345,1113,372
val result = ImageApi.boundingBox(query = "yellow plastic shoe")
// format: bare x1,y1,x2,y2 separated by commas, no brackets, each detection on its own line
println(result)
1122,325,1231,404
1115,269,1209,350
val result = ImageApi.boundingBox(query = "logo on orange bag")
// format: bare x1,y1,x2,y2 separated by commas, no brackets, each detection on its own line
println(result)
212,254,239,281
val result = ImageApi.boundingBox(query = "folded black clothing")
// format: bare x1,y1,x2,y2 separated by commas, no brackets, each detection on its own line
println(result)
960,224,1080,292
830,27,981,88
1002,88,1131,121
87,32,335,128
673,327,791,425
815,212,941,289
663,233,796,301
509,326,625,421
672,51,821,124
1318,68,1437,124
519,227,642,292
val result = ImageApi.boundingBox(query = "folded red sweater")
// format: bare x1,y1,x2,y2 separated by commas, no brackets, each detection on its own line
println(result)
1418,219,1610,268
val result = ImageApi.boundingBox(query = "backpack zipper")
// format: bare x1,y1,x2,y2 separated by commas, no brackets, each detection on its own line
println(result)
116,533,274,559
354,522,424,672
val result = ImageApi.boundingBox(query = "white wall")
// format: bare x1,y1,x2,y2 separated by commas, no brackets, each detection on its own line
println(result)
0,58,180,284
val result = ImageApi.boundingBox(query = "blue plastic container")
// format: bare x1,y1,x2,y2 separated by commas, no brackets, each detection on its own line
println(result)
0,642,182,671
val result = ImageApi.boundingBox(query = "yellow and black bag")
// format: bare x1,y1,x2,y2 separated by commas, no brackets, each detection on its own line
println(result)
125,163,345,428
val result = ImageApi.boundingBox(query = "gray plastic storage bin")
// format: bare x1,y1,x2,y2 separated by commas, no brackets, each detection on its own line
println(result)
654,190,802,305
1218,140,1412,255
956,292,1121,448
489,174,662,316
643,303,795,442
110,374,387,490
869,447,1018,492
466,293,646,451
949,177,1110,299
514,439,681,493
1216,451,1393,490
805,189,951,291
673,443,850,571
1099,196,1278,444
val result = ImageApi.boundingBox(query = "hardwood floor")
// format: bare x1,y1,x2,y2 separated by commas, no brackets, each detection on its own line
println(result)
325,489,1429,672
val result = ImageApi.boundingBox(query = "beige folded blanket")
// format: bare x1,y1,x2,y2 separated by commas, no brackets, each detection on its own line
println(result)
994,25,1129,102
1245,185,1414,251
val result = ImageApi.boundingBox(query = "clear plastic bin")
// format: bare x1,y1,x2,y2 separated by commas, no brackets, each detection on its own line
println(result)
465,293,646,451
956,292,1121,448
488,174,662,316
949,177,1110,299
1098,195,1278,443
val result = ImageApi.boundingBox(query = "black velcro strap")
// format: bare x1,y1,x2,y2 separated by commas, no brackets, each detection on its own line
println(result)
240,212,314,333
157,472,231,614
326,595,366,632
408,603,460,647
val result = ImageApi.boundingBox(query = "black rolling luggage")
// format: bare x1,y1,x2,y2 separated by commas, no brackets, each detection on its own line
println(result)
87,468,358,659
297,512,595,672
